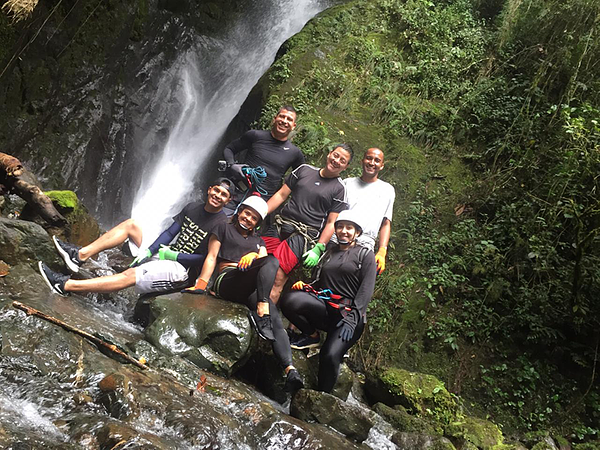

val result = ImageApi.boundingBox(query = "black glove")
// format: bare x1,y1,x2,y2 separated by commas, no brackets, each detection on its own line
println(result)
227,164,247,183
337,309,359,342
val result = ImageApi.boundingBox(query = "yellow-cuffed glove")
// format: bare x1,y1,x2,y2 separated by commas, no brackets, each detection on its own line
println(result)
238,252,259,271
182,278,208,294
291,281,306,290
375,247,387,275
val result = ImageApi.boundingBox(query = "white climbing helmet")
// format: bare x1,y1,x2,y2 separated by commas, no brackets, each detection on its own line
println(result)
335,209,363,235
240,195,268,220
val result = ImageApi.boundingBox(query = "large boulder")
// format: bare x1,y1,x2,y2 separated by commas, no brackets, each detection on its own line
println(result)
365,367,458,430
143,293,256,377
0,217,60,268
290,388,374,442
392,432,456,450
445,416,505,449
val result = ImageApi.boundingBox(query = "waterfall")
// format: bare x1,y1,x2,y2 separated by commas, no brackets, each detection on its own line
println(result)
131,0,330,248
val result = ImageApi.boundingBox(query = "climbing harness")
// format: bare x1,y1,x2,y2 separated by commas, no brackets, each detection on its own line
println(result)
273,214,320,254
301,284,353,313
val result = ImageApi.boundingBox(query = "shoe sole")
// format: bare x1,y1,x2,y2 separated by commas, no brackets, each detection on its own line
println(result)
38,261,68,297
52,236,80,273
247,310,275,342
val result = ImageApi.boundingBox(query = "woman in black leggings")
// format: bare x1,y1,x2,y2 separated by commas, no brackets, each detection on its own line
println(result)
280,209,377,393
185,195,303,392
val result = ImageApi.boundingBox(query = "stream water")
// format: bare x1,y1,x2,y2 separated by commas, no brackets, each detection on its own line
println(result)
131,0,331,247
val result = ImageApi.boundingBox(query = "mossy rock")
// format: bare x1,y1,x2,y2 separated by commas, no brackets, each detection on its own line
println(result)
373,402,440,435
531,442,558,450
366,368,458,427
46,190,79,211
446,416,505,450
45,190,100,246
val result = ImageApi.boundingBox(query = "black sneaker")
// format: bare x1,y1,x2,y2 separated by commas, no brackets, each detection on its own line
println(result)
247,310,276,341
38,262,70,296
52,236,83,273
284,368,304,393
290,333,320,350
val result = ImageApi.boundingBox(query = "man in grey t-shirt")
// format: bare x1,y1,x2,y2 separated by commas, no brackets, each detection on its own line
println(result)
343,148,395,274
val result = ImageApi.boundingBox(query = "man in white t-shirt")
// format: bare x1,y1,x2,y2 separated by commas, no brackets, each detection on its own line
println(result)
343,148,395,274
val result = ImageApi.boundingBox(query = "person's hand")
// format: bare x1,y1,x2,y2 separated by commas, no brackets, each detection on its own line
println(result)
227,164,247,183
238,252,259,271
130,249,152,268
337,309,359,342
158,245,179,261
291,281,306,290
302,243,325,268
375,247,387,275
182,278,208,294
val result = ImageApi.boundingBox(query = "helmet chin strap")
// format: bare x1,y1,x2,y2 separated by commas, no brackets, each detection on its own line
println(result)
239,221,251,231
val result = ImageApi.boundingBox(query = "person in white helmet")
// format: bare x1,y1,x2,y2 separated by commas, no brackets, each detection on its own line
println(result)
185,195,304,393
279,209,376,393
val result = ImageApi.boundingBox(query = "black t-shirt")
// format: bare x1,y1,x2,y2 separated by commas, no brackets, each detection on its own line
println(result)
224,130,305,198
171,202,227,255
281,164,347,230
211,221,265,263
314,244,377,318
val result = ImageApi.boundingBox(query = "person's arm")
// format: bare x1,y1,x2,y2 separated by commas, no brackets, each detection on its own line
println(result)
375,218,391,274
223,132,254,165
267,184,292,214
193,235,221,290
318,212,339,245
353,252,377,317
175,253,205,267
148,222,181,254
238,245,267,271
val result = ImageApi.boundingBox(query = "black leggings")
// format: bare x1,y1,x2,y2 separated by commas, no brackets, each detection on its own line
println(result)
216,255,293,368
280,290,365,393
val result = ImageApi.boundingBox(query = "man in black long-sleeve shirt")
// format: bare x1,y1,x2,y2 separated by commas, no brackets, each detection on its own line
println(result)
38,179,234,296
223,106,305,201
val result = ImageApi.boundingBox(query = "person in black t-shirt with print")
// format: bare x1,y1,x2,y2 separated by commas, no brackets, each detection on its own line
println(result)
184,195,304,393
223,106,305,203
264,144,352,303
38,178,234,296
280,210,377,393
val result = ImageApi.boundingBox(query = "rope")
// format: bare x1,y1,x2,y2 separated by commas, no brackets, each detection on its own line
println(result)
273,214,320,254
234,165,268,214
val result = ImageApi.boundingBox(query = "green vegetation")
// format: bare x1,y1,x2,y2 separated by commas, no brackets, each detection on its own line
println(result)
256,0,600,442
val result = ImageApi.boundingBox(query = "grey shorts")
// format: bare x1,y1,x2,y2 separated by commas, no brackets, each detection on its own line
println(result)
135,259,189,294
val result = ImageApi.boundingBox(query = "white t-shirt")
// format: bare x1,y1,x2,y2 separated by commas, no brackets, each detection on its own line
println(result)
342,177,395,251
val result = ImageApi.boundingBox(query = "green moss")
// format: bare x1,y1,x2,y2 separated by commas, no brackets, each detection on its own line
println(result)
379,367,458,427
530,443,556,450
446,416,504,449
45,190,79,211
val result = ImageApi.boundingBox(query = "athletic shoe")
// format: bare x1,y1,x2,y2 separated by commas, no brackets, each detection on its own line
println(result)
284,368,304,393
38,262,70,296
247,310,276,342
52,236,83,273
290,332,320,350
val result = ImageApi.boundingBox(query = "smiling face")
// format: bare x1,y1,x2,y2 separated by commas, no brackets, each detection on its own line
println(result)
324,147,351,177
237,206,261,232
361,148,385,181
206,185,231,211
335,220,360,245
270,108,297,141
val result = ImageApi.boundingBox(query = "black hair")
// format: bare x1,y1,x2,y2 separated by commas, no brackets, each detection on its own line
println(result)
331,143,354,162
279,105,297,118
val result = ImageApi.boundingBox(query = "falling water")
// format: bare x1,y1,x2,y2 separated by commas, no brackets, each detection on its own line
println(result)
131,0,331,247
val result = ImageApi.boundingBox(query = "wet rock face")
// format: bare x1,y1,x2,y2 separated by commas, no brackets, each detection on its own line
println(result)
290,388,374,442
143,293,256,376
0,217,60,269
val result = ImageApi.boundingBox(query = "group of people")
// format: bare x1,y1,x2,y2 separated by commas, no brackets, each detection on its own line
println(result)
38,105,395,395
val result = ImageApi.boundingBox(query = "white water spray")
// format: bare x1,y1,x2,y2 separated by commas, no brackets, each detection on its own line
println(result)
132,0,329,247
